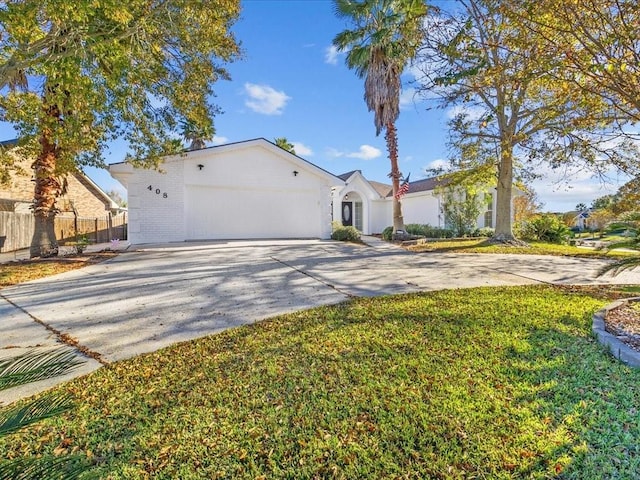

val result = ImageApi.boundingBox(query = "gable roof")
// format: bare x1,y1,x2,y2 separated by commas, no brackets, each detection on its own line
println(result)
74,171,119,210
339,169,453,198
403,176,452,195
338,170,361,181
369,180,393,197
111,138,345,186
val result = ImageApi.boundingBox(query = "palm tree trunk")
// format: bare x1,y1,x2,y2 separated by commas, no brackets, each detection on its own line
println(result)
385,122,405,235
30,105,61,258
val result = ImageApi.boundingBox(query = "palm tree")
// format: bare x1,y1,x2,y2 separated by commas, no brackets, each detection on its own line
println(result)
181,120,213,151
274,137,296,154
332,0,427,236
0,348,88,478
30,84,65,258
599,226,640,277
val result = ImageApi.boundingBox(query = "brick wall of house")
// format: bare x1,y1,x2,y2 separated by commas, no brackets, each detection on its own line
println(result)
125,158,185,244
0,158,110,217
60,173,110,217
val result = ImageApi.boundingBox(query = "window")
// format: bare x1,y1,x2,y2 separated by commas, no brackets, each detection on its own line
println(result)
354,202,363,232
484,193,493,228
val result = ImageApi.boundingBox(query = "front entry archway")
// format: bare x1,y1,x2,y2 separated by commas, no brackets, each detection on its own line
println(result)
341,191,363,232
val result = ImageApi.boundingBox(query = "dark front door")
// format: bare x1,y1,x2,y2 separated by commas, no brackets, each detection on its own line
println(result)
342,202,353,226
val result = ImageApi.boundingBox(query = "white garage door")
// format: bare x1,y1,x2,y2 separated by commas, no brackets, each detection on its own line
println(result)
185,185,321,239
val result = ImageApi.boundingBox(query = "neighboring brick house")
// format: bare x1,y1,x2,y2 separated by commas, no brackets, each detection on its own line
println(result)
1,142,124,251
0,156,118,216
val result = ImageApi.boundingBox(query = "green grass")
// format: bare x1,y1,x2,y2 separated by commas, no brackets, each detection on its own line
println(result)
407,238,638,257
0,253,116,288
619,285,640,294
1,285,639,479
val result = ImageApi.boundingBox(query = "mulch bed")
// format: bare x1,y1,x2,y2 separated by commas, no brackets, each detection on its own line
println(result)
605,302,640,353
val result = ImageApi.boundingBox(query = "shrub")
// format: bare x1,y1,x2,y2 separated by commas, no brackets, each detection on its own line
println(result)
382,224,454,241
431,227,455,238
404,224,425,236
331,222,361,242
471,227,494,237
405,224,454,238
521,214,571,244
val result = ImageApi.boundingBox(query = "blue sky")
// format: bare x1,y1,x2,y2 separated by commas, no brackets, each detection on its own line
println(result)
0,0,629,212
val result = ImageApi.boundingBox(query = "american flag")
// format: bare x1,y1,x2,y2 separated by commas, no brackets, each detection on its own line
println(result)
394,173,410,199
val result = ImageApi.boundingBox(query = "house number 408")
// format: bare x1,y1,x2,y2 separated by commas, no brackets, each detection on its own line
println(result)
148,185,168,198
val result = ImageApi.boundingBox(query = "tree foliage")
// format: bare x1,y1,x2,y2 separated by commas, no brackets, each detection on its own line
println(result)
0,0,240,169
106,189,126,208
440,185,488,236
0,348,87,479
575,203,588,212
514,188,542,221
591,193,623,214
507,0,640,123
617,177,640,213
274,137,296,154
0,0,241,256
415,0,638,243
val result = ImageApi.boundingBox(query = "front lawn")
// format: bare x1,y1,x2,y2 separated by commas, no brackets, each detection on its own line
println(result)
2,285,639,479
0,254,116,288
406,238,638,257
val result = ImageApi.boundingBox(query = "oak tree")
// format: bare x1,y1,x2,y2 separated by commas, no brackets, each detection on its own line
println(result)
415,0,637,243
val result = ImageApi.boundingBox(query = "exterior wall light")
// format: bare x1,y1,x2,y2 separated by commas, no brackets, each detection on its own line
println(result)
197,164,204,170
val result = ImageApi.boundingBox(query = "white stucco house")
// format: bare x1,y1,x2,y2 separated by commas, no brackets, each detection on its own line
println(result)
109,138,500,244
109,138,342,244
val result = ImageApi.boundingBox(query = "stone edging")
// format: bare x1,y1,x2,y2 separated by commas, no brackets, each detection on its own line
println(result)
592,297,640,368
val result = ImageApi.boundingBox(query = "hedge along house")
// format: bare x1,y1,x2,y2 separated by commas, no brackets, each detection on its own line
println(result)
109,138,344,244
332,170,498,235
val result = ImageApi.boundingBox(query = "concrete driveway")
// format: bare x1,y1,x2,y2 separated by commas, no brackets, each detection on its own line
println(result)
2,237,639,403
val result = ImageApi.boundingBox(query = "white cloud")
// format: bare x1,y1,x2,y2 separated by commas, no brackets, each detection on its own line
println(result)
326,147,344,158
325,45,340,65
346,145,382,160
425,159,448,171
400,87,418,109
529,161,628,212
211,135,228,145
326,145,382,160
243,83,291,115
292,142,313,156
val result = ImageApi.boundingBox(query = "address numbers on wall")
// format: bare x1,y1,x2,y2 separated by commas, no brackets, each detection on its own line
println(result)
147,185,168,198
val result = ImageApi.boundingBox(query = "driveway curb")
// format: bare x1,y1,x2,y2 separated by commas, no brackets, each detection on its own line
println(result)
592,297,640,368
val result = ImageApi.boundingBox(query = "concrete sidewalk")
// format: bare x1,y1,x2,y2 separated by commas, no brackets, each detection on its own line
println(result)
2,237,639,404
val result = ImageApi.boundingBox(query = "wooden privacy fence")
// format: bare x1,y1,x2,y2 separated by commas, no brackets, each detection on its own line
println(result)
0,211,35,253
0,212,127,253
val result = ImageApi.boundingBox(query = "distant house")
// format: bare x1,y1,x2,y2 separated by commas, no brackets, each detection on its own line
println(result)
573,210,591,231
109,138,510,244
